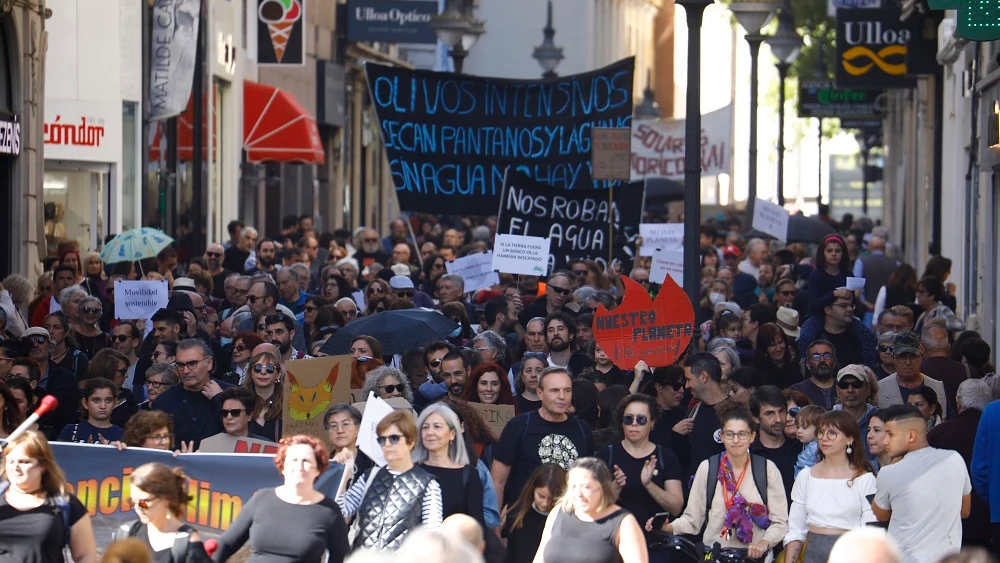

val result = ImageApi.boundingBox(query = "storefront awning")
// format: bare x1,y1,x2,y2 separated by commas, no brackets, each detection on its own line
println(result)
149,92,216,163
243,80,324,164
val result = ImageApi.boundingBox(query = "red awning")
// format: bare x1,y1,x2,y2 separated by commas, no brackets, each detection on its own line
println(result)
149,91,217,162
243,79,324,164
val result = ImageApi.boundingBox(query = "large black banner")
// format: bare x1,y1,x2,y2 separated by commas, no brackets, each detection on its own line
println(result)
497,170,643,272
365,58,635,214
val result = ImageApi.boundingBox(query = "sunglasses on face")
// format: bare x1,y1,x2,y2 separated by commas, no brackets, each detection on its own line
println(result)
523,352,547,360
131,498,157,510
376,434,403,446
428,358,443,367
28,336,49,345
837,379,866,390
80,307,102,315
111,334,132,343
549,286,572,296
257,324,267,331
877,345,893,353
379,384,405,394
623,414,649,426
247,295,263,304
303,305,318,313
788,406,801,417
778,290,796,296
664,381,684,391
220,408,246,418
809,352,834,361
368,286,385,294
206,252,222,258
395,290,413,298
253,363,278,374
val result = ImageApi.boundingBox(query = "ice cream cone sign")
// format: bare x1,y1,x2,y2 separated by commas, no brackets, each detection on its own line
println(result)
258,0,304,65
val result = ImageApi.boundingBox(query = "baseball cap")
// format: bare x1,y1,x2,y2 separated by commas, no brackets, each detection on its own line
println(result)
173,277,197,292
836,364,872,383
892,330,921,356
22,327,51,340
723,244,741,258
389,276,414,290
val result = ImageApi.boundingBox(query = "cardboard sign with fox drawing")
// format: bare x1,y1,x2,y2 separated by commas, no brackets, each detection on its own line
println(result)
282,355,352,445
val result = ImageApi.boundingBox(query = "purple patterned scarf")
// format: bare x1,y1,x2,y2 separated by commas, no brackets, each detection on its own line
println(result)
718,454,771,543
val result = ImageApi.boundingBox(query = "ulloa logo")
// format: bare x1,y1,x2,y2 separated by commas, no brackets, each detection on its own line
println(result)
841,21,909,76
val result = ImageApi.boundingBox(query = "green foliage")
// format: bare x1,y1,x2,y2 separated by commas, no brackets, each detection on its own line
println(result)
787,0,837,81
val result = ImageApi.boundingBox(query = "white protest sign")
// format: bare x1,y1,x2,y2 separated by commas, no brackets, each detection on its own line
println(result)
114,280,168,321
846,277,866,291
493,234,551,276
650,249,684,288
751,198,790,241
351,290,366,313
639,223,684,256
446,251,500,293
355,391,396,467
631,105,733,181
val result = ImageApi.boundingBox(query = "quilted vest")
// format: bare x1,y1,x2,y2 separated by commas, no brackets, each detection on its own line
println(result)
353,465,435,551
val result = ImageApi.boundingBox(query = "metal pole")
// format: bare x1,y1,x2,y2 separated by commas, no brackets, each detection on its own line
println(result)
746,33,765,220
191,0,205,256
141,1,151,228
451,45,467,74
776,62,789,207
680,1,708,313
817,118,823,206
862,146,869,216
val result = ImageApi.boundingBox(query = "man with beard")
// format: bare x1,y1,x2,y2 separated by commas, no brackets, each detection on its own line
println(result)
352,228,389,272
224,226,257,273
750,385,801,504
876,330,947,416
265,313,309,365
518,272,576,327
239,280,308,353
682,352,731,482
439,352,468,402
249,239,280,277
798,291,879,368
484,296,520,353
543,311,593,377
204,243,233,301
791,340,838,410
832,364,879,459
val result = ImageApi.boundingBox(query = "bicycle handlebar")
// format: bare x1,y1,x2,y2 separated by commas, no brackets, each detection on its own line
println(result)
647,531,764,563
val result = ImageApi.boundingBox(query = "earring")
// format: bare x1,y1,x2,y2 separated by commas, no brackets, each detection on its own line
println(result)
846,445,853,454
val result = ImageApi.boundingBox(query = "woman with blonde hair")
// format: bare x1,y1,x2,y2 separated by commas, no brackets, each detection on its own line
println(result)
243,350,284,441
111,462,211,562
0,430,98,563
81,251,107,300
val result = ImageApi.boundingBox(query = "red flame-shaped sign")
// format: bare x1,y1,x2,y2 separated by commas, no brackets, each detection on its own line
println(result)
591,275,696,370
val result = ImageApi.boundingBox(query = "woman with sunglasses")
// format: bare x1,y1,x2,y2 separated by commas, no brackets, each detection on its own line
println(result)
218,332,264,386
215,435,349,563
71,296,110,359
151,340,178,366
364,278,391,306
337,411,442,551
645,366,690,448
421,253,447,295
243,350,284,442
598,394,684,546
514,353,546,413
139,363,178,411
301,295,330,345
113,462,212,562
43,312,90,382
360,366,414,403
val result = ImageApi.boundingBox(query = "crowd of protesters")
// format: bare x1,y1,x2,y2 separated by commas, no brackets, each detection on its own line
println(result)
0,211,997,563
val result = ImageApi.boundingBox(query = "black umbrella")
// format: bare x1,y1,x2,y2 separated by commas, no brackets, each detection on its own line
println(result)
747,214,835,243
318,308,460,357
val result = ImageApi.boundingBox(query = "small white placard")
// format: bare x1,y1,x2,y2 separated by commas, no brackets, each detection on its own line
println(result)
446,251,500,293
639,223,684,256
355,391,396,467
113,280,168,321
650,249,684,288
846,277,866,291
493,234,551,276
351,290,366,313
751,198,790,241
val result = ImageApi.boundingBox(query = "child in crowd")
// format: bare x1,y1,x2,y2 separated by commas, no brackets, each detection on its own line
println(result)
503,463,567,563
57,377,125,444
715,310,744,341
794,405,825,478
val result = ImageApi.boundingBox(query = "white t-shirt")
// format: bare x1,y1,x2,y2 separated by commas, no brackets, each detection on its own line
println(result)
874,447,971,563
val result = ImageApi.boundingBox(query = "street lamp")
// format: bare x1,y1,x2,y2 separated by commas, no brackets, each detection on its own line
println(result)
676,0,716,313
634,69,661,120
730,0,778,218
532,0,564,78
430,0,484,74
766,5,802,206
854,130,871,215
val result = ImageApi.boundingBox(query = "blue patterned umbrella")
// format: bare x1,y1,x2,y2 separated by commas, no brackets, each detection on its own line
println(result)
99,228,175,264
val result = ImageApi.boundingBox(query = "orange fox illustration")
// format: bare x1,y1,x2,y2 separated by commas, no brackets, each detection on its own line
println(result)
287,363,341,421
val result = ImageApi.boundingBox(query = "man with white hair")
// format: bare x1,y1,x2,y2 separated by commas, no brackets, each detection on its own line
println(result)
737,238,768,280
929,378,994,548
352,227,389,273
828,528,902,563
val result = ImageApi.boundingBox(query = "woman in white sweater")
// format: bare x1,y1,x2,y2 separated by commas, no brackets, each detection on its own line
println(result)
783,409,877,563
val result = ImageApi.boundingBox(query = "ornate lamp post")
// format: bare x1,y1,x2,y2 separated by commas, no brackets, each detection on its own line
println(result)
430,0,485,74
532,1,564,78
766,5,802,206
634,70,662,120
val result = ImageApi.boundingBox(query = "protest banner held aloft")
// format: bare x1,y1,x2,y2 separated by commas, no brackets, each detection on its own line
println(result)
365,58,635,214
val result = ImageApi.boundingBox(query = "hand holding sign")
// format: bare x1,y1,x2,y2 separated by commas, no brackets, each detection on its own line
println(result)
591,276,695,370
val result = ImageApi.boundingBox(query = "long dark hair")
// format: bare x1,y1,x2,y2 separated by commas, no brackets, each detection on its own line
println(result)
816,410,873,482
886,263,918,292
921,256,952,282
462,362,515,406
510,463,567,530
0,379,25,434
753,323,795,371
815,235,850,273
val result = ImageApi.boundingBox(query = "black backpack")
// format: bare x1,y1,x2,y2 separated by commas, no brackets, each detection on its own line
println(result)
698,454,768,536
112,520,193,562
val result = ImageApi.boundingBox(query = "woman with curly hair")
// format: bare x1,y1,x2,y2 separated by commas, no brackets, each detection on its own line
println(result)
462,363,515,406
360,366,414,403
118,410,176,450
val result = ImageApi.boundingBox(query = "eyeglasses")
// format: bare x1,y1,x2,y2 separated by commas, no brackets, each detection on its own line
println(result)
28,336,49,345
363,237,379,243
247,295,263,304
110,334,132,343
623,414,649,426
523,352,547,360
376,434,403,446
432,263,445,270
148,433,171,443
778,290,796,296
428,358,444,367
81,307,102,315
257,323,267,331
220,408,246,418
837,379,866,390
379,384,405,394
368,286,385,294
176,358,207,372
549,286,572,296
816,429,841,441
664,381,684,391
131,497,158,510
722,430,752,441
634,278,650,284
877,345,893,353
206,251,222,258
788,406,801,417
327,421,355,431
303,305,318,313
809,352,834,361
145,380,167,389
253,363,278,374
395,290,413,298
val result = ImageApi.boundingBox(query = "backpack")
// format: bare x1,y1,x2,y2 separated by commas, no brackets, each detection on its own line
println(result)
698,454,768,537
113,520,193,563
0,481,73,547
